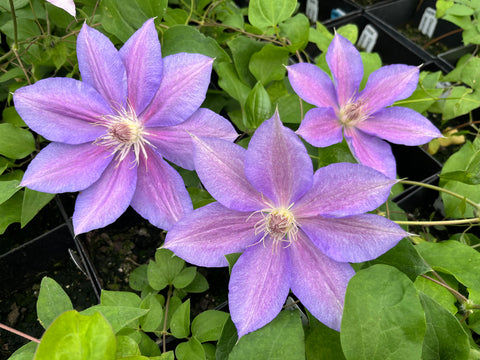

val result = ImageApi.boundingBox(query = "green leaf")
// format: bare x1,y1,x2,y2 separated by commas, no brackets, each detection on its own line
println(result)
276,93,313,124
187,188,214,209
21,189,55,227
147,249,185,290
225,253,242,274
0,170,23,206
249,44,289,86
215,316,237,360
166,296,182,329
81,306,148,333
414,276,457,315
0,68,25,84
0,123,35,159
227,36,265,87
139,294,164,332
173,266,197,289
137,331,161,356
248,0,296,29
175,337,205,360
162,25,230,64
8,341,37,360
440,141,480,218
440,148,480,185
182,271,209,293
419,293,470,360
202,343,216,360
305,313,345,360
101,290,141,307
170,299,190,339
279,13,310,52
244,82,273,129
99,0,168,42
431,86,480,120
341,265,426,360
0,190,23,234
34,310,116,360
37,277,73,329
364,238,431,281
216,62,251,106
337,24,359,44
359,52,382,90
116,335,141,358
309,22,333,52
446,3,474,16
229,310,305,360
191,310,229,343
317,140,356,168
129,264,154,293
461,56,480,89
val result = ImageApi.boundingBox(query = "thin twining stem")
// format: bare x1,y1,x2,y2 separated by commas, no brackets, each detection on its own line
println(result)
421,274,468,304
0,322,40,343
398,179,480,212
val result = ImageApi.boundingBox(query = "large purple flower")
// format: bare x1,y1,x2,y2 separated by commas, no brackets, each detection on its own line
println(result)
287,34,442,179
164,111,407,337
14,19,237,235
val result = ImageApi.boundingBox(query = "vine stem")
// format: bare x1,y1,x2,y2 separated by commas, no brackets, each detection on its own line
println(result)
0,323,40,344
161,285,173,354
421,274,467,303
398,179,480,211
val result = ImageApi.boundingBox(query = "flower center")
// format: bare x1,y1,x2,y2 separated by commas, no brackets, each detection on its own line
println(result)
95,105,152,165
339,100,369,127
252,206,299,251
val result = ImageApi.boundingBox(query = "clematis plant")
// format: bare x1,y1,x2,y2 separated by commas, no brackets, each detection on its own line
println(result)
14,19,237,235
45,0,76,17
287,34,442,178
164,111,408,337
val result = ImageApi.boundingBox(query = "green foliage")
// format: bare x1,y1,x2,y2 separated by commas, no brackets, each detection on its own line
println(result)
341,265,426,360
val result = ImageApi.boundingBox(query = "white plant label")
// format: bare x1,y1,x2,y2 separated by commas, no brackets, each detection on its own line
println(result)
306,0,318,22
419,7,437,38
358,24,378,53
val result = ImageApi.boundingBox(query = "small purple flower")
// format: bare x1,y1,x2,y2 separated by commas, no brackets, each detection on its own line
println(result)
14,19,237,235
164,111,407,337
287,34,442,178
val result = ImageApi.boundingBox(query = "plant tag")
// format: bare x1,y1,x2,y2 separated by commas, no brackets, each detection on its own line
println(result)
306,0,318,22
331,8,346,19
419,7,437,38
358,24,378,53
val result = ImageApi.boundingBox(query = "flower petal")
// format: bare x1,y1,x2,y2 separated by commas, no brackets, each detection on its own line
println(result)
46,0,75,16
77,23,127,108
300,214,407,263
141,53,214,127
130,148,192,231
21,142,112,193
293,162,395,218
119,19,163,115
289,231,354,331
192,136,265,211
326,34,363,107
344,127,397,179
296,107,343,147
287,63,337,108
357,107,442,145
358,65,419,114
72,152,137,235
146,108,238,170
164,202,259,267
14,78,112,144
245,111,313,207
229,236,291,338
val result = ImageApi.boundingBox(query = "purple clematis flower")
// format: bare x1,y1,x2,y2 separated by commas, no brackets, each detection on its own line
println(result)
164,111,408,337
287,34,442,179
46,0,76,17
14,19,237,235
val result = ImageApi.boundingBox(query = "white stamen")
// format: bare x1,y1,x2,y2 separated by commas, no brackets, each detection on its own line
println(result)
94,103,153,166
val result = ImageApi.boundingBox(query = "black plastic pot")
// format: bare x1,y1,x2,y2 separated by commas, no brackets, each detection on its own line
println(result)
322,12,433,66
367,0,463,72
391,144,443,213
0,222,99,358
